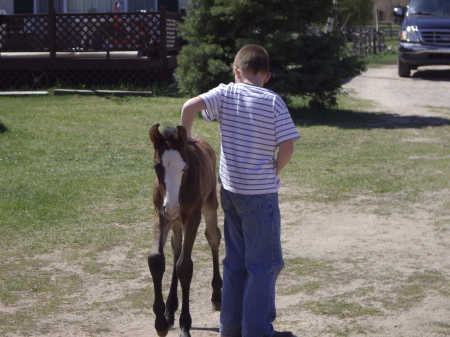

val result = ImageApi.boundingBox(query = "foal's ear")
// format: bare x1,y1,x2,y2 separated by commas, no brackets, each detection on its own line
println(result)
177,125,187,147
149,124,163,149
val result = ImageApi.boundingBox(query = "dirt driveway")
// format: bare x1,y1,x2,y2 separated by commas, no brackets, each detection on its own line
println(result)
343,64,450,118
277,65,450,337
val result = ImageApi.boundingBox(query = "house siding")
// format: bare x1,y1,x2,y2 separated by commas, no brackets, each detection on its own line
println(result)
0,0,13,14
0,0,186,14
376,0,409,23
178,0,188,10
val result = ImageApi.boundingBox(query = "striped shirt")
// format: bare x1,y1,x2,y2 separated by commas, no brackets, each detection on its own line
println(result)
199,82,300,195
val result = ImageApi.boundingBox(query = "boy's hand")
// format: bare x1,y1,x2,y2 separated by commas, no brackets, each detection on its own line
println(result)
181,97,207,143
276,140,294,175
187,136,202,143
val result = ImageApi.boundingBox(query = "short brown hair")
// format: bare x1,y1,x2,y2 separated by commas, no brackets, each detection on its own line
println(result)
233,45,270,75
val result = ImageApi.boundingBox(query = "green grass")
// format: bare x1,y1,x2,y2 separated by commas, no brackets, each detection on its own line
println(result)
283,96,450,202
305,299,381,319
381,270,449,310
3,94,448,256
1,90,449,335
364,36,400,67
1,96,184,255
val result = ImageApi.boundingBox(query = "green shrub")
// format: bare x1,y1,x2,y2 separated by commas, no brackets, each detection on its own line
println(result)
175,0,365,108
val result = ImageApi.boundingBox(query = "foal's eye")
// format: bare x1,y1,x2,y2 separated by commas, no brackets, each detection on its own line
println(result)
183,165,188,172
153,162,162,170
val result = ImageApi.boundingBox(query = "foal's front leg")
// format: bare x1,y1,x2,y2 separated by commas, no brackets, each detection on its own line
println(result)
165,222,182,328
148,215,172,337
177,212,201,337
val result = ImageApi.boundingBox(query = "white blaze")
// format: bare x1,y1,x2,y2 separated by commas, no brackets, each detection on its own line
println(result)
161,149,186,219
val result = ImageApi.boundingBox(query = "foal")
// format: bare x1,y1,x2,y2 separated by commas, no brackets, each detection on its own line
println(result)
148,124,222,337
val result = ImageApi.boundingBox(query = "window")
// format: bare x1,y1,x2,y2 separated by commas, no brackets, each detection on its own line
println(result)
410,0,444,15
67,0,111,13
34,0,158,13
128,0,156,11
35,0,62,13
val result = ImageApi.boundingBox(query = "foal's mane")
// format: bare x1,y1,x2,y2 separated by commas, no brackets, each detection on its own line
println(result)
161,126,182,146
161,126,177,138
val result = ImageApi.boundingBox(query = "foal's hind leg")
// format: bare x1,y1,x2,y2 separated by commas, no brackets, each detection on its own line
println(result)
202,198,222,311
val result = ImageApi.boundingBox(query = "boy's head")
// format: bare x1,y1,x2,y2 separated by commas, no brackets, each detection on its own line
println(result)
233,45,270,76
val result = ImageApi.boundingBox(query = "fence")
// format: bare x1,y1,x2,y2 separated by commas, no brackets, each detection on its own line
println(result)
0,7,183,88
343,28,387,57
0,8,182,57
366,22,398,38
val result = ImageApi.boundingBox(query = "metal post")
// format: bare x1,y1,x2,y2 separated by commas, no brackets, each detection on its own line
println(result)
159,6,168,80
48,0,56,59
373,0,378,32
373,1,379,54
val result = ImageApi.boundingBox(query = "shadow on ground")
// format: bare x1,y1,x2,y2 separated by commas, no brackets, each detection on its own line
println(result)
191,326,219,333
291,107,450,130
191,326,299,337
412,68,450,81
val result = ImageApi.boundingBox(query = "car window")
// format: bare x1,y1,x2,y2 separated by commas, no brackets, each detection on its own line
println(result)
443,1,450,14
409,0,447,15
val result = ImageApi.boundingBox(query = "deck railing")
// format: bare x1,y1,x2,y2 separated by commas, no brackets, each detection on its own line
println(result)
0,7,182,59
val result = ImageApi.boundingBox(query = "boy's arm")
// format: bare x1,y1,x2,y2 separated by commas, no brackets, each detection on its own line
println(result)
181,97,207,142
276,139,294,175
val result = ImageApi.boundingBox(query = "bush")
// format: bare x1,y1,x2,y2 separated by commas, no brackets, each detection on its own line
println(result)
175,0,365,108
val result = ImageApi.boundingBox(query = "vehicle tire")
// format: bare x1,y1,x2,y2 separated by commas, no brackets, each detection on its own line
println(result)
398,59,411,77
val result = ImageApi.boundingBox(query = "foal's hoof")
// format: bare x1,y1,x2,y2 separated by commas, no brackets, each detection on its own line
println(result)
180,330,192,337
155,317,170,337
211,300,221,311
156,330,169,337
165,313,175,329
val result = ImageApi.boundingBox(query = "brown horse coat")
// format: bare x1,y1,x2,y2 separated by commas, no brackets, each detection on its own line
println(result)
148,124,222,337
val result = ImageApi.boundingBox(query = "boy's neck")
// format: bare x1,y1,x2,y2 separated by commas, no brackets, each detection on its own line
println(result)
241,78,264,87
234,67,271,88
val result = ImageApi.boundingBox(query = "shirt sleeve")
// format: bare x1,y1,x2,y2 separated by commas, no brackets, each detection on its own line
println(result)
274,95,301,144
199,85,225,122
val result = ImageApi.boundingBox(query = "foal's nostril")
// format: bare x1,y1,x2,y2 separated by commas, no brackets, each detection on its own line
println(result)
163,206,169,218
163,205,180,220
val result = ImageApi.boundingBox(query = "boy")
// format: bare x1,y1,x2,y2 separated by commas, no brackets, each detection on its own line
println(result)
181,45,300,337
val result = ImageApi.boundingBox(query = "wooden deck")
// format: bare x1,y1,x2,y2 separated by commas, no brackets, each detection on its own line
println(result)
0,51,177,70
0,7,182,87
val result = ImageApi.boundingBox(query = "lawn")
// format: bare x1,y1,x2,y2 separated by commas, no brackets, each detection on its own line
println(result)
2,92,448,255
1,89,449,336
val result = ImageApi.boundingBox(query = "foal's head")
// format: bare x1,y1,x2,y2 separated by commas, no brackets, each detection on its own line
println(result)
149,124,188,220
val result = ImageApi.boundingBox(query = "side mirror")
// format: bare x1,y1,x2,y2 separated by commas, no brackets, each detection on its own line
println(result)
393,7,404,18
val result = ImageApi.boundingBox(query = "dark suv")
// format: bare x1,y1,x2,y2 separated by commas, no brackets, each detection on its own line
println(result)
393,0,450,77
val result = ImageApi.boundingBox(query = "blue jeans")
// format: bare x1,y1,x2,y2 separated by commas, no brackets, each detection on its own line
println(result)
219,187,284,337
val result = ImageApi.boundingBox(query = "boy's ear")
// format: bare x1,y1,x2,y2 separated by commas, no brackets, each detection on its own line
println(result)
263,71,272,84
234,66,242,80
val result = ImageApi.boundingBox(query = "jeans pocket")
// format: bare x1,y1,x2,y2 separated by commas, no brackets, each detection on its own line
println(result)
234,194,262,215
